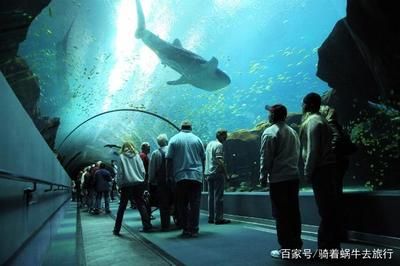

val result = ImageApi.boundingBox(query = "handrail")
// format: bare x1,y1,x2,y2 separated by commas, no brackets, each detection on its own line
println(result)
0,169,70,189
0,168,71,205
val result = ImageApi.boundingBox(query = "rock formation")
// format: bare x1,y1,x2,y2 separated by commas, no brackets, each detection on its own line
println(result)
0,0,60,149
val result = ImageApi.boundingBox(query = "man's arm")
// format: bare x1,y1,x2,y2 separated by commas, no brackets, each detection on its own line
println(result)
148,151,158,184
304,121,321,180
259,131,275,182
215,144,228,178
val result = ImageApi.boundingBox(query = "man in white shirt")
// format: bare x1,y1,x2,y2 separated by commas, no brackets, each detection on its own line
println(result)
260,104,302,259
205,129,231,225
166,121,205,237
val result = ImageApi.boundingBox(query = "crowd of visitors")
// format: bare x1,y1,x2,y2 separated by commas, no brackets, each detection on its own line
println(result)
70,92,354,259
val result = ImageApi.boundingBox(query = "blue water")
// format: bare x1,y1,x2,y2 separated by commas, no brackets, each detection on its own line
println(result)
19,0,346,143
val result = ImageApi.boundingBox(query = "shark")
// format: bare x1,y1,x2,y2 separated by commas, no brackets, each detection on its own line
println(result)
134,0,231,91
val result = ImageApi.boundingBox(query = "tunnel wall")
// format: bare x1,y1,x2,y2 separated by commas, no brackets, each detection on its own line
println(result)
201,191,400,243
0,72,71,265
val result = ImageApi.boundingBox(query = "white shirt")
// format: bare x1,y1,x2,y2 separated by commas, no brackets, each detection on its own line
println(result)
204,140,224,176
166,130,205,183
260,122,300,183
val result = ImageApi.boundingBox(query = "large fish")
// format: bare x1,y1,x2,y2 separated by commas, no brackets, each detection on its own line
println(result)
134,0,231,91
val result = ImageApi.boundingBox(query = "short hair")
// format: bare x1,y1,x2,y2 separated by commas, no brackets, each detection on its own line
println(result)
156,134,168,147
181,120,192,130
303,92,321,112
267,104,287,123
141,142,150,151
216,129,228,138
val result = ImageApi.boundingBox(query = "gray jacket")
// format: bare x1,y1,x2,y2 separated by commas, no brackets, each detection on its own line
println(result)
300,113,336,178
117,152,146,188
260,122,300,183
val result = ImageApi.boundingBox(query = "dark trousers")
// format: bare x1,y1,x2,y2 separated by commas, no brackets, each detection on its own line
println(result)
87,188,96,210
110,181,117,200
76,185,82,207
95,191,110,211
158,184,172,229
336,158,349,240
312,164,341,249
269,179,302,249
175,180,201,233
114,183,151,233
207,174,225,222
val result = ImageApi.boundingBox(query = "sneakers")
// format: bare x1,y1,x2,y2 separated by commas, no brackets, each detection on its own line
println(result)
270,249,281,259
113,230,121,236
215,219,231,225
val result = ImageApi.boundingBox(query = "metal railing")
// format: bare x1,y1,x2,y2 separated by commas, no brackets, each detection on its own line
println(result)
0,168,71,205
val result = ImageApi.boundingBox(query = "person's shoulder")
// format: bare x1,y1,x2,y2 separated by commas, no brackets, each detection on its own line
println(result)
169,133,180,142
263,124,279,136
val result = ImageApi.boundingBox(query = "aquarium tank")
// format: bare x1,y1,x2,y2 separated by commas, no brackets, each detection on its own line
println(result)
9,0,399,192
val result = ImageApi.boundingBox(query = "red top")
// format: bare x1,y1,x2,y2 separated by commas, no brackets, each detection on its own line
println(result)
140,152,149,174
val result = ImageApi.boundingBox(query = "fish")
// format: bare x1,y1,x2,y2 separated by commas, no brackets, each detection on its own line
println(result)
134,0,231,91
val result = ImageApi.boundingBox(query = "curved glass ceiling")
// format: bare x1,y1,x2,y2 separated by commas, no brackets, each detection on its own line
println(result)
18,0,346,168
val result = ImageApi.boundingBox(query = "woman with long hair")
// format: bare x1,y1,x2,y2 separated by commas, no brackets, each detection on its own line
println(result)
113,142,152,235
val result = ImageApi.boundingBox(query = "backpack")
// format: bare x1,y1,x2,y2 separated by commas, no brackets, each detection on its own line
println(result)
330,121,358,156
321,106,357,156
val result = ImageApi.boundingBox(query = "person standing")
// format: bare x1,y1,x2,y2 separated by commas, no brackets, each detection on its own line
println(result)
300,92,340,250
140,142,155,218
260,104,303,258
94,163,112,214
110,160,118,201
113,142,152,235
149,134,171,231
166,121,205,237
205,129,231,225
140,142,151,181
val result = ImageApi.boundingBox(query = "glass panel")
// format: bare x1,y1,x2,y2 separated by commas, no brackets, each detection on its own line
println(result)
12,0,399,191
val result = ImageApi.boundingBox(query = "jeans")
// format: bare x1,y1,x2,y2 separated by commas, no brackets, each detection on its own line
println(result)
114,183,151,233
207,174,225,222
269,179,302,249
312,164,341,249
175,180,202,233
95,191,110,211
87,188,96,210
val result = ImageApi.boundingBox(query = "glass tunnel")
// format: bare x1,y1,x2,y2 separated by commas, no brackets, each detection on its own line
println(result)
12,0,400,192
2,0,400,265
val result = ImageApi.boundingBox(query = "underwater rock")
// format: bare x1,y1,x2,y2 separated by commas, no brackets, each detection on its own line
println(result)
225,124,267,190
1,57,40,117
317,19,379,105
317,0,400,112
225,115,300,191
346,0,400,110
0,0,59,150
34,116,61,150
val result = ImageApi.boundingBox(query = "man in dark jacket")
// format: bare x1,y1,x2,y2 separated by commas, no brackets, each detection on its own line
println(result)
94,163,112,214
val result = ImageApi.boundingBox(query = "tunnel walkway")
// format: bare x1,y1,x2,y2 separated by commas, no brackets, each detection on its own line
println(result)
43,201,400,266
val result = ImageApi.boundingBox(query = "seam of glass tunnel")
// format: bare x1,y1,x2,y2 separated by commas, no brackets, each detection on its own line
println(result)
57,109,180,175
